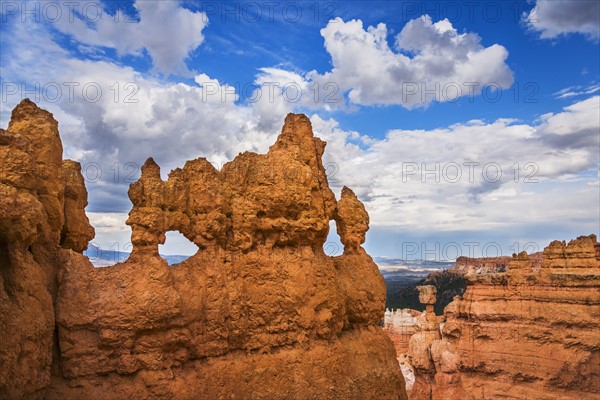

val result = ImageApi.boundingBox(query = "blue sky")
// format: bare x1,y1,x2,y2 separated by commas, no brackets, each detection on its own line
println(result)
1,0,599,259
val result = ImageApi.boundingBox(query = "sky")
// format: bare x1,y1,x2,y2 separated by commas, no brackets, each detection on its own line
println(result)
1,0,599,259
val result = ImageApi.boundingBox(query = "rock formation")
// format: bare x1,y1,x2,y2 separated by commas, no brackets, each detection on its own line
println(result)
0,100,407,400
395,270,467,315
452,253,543,275
383,309,421,356
452,255,512,275
0,99,95,399
407,235,600,400
403,285,468,400
416,286,437,331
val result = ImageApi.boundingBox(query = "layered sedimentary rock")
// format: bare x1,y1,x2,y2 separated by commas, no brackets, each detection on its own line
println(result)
0,100,95,399
405,286,467,400
383,309,422,356
0,100,406,399
408,235,600,400
452,253,543,275
452,256,512,275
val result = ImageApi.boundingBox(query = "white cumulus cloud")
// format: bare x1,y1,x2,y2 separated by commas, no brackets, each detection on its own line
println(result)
259,16,514,109
313,96,599,234
53,0,208,75
526,0,600,40
1,9,597,255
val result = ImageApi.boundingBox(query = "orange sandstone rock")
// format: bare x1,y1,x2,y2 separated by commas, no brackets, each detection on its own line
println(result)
409,235,600,400
0,101,406,400
0,99,94,400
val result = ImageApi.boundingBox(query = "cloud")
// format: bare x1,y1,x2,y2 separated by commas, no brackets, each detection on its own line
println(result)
554,84,600,99
1,17,282,216
313,96,599,234
1,10,597,255
526,0,600,40
52,0,208,75
86,212,131,251
259,16,514,109
536,96,600,150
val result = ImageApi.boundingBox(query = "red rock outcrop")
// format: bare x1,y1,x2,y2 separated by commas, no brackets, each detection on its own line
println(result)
452,253,543,275
408,235,600,400
0,101,407,399
0,99,95,399
404,286,468,400
383,309,422,356
452,255,512,275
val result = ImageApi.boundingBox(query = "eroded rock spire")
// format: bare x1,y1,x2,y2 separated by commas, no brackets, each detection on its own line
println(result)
1,101,407,400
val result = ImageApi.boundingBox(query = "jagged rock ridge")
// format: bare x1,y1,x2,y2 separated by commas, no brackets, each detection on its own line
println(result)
0,100,407,400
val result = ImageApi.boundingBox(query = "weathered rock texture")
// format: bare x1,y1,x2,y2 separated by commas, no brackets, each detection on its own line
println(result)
408,235,600,400
0,99,94,399
452,255,512,275
383,309,422,356
452,253,543,275
405,286,467,400
396,271,467,315
0,101,406,400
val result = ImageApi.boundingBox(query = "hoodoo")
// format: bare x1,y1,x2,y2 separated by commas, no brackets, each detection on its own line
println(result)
394,235,600,400
0,100,407,400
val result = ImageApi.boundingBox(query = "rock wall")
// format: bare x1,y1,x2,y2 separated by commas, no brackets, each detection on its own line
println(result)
408,235,600,400
383,309,422,356
0,100,407,400
0,99,94,399
452,256,512,275
452,252,543,275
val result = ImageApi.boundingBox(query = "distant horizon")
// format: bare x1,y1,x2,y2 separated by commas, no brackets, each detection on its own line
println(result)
86,232,593,262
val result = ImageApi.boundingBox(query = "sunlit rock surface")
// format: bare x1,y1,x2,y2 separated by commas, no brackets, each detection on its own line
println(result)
405,236,600,400
0,101,406,400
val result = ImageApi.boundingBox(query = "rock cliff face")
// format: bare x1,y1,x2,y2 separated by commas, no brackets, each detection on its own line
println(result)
0,100,407,400
452,256,512,275
407,235,600,400
452,253,543,275
383,309,422,357
0,99,95,399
